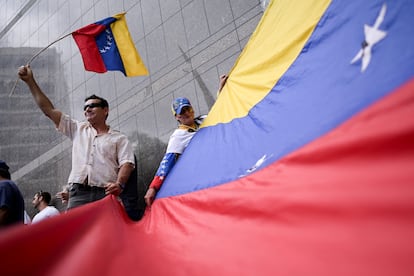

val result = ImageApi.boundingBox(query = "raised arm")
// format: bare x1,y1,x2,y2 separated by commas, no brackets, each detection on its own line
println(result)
18,65,62,127
218,74,228,93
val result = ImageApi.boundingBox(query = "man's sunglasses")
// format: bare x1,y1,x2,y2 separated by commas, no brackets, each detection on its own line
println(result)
83,102,104,111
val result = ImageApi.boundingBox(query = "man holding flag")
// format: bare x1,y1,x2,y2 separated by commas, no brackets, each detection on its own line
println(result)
18,66,135,210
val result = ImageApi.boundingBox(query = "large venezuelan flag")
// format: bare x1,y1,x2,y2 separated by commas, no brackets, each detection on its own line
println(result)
72,13,148,77
1,0,414,275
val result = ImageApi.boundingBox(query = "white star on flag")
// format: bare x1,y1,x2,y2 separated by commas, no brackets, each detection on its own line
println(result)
351,3,387,72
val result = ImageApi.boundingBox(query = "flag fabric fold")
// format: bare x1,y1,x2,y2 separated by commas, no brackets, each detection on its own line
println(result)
72,13,148,77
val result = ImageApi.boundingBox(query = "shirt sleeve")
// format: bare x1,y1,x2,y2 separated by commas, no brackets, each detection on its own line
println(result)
0,186,10,209
117,134,135,168
149,152,178,190
0,183,15,209
150,127,197,190
57,114,78,140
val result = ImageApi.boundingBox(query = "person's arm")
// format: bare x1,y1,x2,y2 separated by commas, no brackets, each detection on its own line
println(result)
116,162,135,189
105,162,135,196
218,74,228,94
18,65,62,127
144,152,179,207
56,185,69,204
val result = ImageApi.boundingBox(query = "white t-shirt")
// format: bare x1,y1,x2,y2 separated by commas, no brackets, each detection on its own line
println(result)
32,206,60,224
166,128,197,154
166,115,207,154
24,210,32,224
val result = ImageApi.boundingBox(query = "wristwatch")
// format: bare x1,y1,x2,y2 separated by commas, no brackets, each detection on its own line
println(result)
117,182,126,190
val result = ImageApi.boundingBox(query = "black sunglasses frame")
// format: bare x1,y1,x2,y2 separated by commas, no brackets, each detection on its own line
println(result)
83,102,104,111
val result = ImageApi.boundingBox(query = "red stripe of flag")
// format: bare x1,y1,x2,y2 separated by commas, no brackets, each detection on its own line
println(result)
72,24,107,73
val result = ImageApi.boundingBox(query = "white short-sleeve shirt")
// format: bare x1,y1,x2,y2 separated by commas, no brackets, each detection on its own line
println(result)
58,114,135,187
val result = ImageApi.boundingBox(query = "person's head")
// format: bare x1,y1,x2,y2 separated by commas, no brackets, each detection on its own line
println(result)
172,97,195,126
0,160,11,180
83,94,109,123
32,191,52,210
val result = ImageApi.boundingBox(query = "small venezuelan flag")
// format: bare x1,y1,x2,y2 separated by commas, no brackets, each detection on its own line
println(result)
72,13,148,77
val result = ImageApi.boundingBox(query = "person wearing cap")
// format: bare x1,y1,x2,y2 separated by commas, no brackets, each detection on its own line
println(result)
0,160,25,228
144,74,228,207
32,191,60,224
18,65,135,210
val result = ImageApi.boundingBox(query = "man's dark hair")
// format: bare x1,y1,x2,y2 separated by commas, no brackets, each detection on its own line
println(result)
0,160,10,179
36,191,52,204
85,94,109,108
0,169,10,180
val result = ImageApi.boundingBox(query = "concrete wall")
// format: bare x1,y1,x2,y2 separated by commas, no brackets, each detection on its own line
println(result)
0,0,267,219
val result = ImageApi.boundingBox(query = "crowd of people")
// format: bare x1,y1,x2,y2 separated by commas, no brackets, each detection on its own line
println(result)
0,66,227,231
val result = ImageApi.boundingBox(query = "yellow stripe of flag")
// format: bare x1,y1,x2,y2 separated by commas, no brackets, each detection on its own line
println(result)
203,0,331,127
111,13,149,76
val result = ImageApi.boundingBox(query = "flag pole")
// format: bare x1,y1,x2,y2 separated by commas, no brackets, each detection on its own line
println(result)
9,32,72,97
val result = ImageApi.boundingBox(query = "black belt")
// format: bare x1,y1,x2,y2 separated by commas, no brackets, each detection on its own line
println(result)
73,183,105,191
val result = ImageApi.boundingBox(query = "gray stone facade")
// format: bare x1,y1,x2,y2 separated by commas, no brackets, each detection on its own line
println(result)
0,0,265,219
